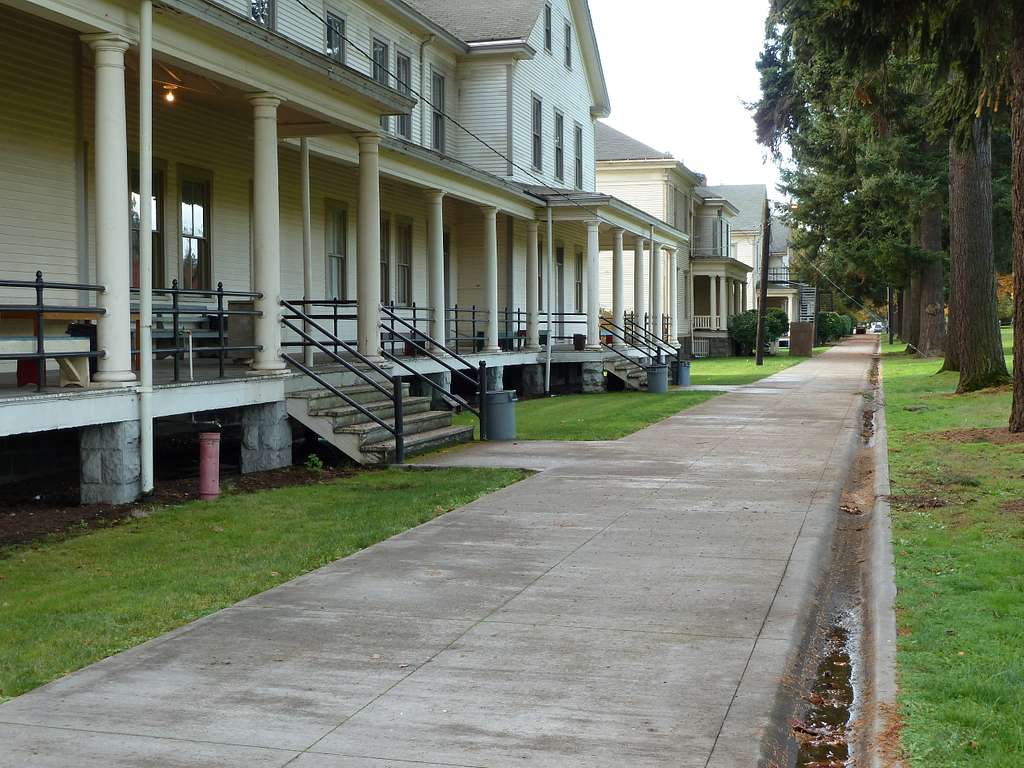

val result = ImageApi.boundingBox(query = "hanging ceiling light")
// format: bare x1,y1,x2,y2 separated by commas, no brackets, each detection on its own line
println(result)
163,84,177,103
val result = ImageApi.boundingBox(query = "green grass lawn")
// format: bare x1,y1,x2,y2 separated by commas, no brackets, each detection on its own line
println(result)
884,327,1023,766
688,346,825,386
455,389,719,441
0,467,526,701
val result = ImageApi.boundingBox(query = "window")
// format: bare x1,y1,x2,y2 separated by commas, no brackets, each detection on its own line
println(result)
380,216,391,303
326,13,345,64
531,95,543,170
574,250,583,313
373,38,389,131
395,221,412,305
544,4,552,51
180,175,211,290
326,207,346,300
554,111,564,181
573,123,583,189
396,53,412,140
250,0,273,28
431,71,446,152
564,21,572,68
130,168,164,288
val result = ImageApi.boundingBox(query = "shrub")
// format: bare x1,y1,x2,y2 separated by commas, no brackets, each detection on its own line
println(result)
728,308,790,355
816,312,848,343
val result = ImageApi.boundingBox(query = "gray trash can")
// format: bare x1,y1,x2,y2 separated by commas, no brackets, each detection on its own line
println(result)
646,364,669,393
672,360,691,386
483,389,517,440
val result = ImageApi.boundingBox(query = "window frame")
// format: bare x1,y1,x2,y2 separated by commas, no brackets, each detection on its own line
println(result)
563,20,572,69
129,161,165,289
431,69,446,153
394,218,413,306
573,122,583,189
543,4,552,51
395,51,413,140
553,110,564,182
249,0,274,30
573,249,583,313
325,203,347,300
380,213,392,304
372,37,390,132
325,10,345,64
531,94,543,171
178,167,213,291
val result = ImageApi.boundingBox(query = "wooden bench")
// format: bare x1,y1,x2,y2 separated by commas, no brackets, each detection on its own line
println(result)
0,336,92,387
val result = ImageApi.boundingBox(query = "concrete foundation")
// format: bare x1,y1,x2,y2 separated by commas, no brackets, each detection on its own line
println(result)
709,336,734,358
422,372,452,410
581,361,606,393
241,401,293,474
79,420,141,505
521,364,546,395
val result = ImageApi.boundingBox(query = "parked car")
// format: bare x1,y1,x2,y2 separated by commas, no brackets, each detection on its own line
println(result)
869,321,886,333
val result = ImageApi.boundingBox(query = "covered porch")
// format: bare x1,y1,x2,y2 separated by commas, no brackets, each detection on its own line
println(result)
690,258,753,357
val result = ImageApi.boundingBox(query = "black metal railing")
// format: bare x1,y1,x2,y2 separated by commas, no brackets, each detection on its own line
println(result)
625,316,681,365
380,305,488,440
765,268,793,283
543,311,588,347
281,299,406,463
131,280,261,381
380,303,433,359
0,271,106,392
599,318,657,374
281,298,358,354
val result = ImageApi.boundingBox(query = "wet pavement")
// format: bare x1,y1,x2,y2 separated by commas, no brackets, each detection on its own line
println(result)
0,338,875,767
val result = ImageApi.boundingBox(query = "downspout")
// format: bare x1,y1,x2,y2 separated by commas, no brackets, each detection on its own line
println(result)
544,202,553,393
138,0,154,495
418,34,434,147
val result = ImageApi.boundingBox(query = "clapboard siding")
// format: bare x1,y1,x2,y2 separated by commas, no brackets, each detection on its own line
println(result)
0,12,80,303
454,63,508,177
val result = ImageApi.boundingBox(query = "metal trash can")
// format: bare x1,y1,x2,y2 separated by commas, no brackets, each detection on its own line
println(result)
483,389,517,440
646,364,669,393
672,360,691,386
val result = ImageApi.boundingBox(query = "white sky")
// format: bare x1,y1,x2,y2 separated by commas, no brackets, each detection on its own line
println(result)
589,0,782,194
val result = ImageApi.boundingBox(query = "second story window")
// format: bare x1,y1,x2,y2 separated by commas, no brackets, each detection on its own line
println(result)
326,13,345,64
396,53,412,140
250,0,273,28
432,71,446,153
373,39,389,131
554,111,564,181
544,5,552,51
531,96,543,171
574,124,583,189
564,21,572,68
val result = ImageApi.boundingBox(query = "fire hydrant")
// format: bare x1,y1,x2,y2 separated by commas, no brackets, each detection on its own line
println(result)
198,432,221,501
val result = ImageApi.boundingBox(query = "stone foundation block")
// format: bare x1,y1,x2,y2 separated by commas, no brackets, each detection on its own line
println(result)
485,365,504,392
521,364,545,395
581,361,606,393
79,420,141,505
241,401,293,474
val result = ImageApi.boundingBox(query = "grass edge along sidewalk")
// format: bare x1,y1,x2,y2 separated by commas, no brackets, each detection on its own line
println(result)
0,466,528,702
883,329,1022,767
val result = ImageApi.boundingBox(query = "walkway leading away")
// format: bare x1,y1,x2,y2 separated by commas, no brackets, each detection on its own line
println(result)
0,339,875,768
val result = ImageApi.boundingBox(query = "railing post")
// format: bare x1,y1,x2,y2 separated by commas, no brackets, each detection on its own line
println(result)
478,360,488,441
392,374,405,465
216,282,225,379
171,279,180,382
34,271,45,392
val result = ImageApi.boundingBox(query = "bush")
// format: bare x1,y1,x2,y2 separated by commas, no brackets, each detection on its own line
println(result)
816,311,849,343
728,308,790,355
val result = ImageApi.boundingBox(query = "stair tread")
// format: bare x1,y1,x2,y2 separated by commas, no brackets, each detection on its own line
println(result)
288,383,406,400
335,409,454,435
362,424,476,452
315,396,432,416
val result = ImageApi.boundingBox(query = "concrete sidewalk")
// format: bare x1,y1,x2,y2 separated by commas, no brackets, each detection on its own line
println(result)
0,338,874,768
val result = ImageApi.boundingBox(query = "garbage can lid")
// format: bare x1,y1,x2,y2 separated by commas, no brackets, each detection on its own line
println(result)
486,389,518,403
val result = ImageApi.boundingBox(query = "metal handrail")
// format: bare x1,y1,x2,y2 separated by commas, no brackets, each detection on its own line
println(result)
281,299,405,462
598,323,649,374
626,317,679,363
0,271,107,391
600,317,660,358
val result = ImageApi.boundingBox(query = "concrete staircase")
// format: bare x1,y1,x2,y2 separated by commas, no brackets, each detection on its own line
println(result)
604,358,648,391
286,373,475,465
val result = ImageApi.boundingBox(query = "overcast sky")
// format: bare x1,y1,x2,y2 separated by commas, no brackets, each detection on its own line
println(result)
590,0,782,195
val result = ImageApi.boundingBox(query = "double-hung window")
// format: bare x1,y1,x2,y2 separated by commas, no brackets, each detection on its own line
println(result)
395,221,413,305
380,216,391,303
531,96,543,170
326,207,346,300
372,39,389,131
574,250,583,313
432,71,446,153
396,53,412,140
250,0,273,28
130,168,164,288
180,175,211,290
564,21,572,68
554,111,564,182
543,4,552,51
326,13,345,64
573,124,583,189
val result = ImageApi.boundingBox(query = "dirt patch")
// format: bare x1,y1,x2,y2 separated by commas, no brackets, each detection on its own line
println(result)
874,702,907,766
935,428,1024,446
0,464,360,550
998,498,1024,518
886,494,947,509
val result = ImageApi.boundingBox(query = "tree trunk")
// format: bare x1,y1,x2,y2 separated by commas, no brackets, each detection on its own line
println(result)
1011,8,1024,431
906,268,921,353
948,119,1010,390
895,288,905,341
916,206,946,357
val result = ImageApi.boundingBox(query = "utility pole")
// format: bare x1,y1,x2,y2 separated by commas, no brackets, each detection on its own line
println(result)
754,203,772,366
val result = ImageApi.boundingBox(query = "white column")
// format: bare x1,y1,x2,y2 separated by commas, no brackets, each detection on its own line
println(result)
633,235,646,329
84,35,135,384
585,219,601,348
526,219,540,350
611,228,625,339
300,137,314,368
247,94,287,374
719,274,729,329
356,134,382,358
650,238,662,337
426,190,446,347
482,206,499,352
668,247,679,344
736,281,742,314
709,276,718,329
742,282,748,313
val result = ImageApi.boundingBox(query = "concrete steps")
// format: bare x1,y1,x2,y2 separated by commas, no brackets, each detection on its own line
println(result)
604,356,648,391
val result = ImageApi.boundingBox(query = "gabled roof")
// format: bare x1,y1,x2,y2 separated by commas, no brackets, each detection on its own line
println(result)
703,184,767,231
595,122,673,161
401,0,546,43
